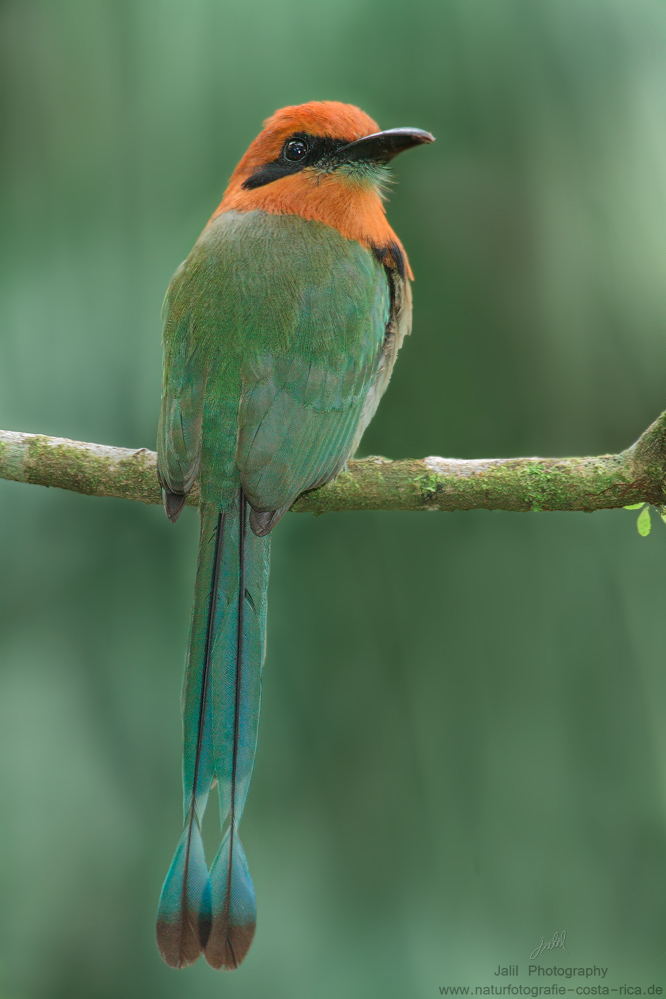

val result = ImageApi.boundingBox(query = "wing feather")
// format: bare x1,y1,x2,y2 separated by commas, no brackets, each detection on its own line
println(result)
157,210,412,524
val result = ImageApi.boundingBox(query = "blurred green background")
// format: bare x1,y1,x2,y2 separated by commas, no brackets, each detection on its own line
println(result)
2,1,666,996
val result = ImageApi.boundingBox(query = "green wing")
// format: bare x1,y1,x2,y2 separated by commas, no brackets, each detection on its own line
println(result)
158,209,407,526
236,344,383,525
157,260,207,518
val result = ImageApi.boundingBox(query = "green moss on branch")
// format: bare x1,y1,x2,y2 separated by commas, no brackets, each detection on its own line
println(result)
1,412,665,516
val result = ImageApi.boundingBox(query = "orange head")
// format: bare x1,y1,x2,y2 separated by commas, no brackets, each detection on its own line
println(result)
212,101,433,279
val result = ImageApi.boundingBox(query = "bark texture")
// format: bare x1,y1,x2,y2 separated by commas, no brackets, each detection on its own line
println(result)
1,412,665,515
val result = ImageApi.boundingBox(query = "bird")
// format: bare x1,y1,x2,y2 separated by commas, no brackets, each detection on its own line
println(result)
155,100,433,971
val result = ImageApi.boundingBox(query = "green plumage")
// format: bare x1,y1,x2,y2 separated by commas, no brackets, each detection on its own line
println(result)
155,207,410,969
159,210,393,514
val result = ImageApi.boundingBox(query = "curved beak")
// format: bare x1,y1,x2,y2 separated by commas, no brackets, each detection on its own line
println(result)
336,127,435,164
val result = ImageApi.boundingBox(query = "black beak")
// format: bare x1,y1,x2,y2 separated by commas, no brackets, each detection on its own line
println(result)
336,127,435,164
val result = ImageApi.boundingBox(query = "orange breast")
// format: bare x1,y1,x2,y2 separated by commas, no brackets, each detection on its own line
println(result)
211,171,413,280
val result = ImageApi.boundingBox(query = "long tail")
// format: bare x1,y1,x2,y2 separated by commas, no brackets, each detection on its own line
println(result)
156,491,270,970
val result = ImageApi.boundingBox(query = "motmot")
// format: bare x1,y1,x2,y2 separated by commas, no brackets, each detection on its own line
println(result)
155,101,433,971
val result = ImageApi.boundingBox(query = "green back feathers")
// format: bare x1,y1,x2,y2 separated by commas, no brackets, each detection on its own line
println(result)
158,210,391,513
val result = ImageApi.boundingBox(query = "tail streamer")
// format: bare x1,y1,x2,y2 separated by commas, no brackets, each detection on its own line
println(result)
156,493,270,970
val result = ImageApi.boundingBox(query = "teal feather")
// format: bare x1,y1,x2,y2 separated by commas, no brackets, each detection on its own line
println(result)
156,208,409,969
205,829,256,970
155,818,211,967
155,503,219,967
156,496,269,969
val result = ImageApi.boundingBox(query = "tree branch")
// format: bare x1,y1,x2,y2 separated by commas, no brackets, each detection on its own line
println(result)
1,413,665,515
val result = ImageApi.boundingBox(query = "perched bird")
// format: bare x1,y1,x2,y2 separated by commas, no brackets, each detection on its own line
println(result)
155,100,433,971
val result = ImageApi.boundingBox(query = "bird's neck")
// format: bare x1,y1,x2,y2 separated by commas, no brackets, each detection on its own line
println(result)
211,172,412,278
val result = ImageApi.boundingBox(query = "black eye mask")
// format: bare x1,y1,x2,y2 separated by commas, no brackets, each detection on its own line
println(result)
242,133,348,190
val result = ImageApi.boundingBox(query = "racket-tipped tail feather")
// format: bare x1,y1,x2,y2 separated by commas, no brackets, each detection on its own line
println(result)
204,827,256,970
156,819,212,967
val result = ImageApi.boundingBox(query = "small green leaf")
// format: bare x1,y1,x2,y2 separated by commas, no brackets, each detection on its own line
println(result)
624,503,645,510
637,506,652,536
660,510,666,525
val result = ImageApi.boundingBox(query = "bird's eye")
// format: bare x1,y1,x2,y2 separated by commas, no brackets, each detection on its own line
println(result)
284,139,308,162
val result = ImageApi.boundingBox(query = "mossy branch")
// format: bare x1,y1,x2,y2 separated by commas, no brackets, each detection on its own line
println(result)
1,412,665,515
